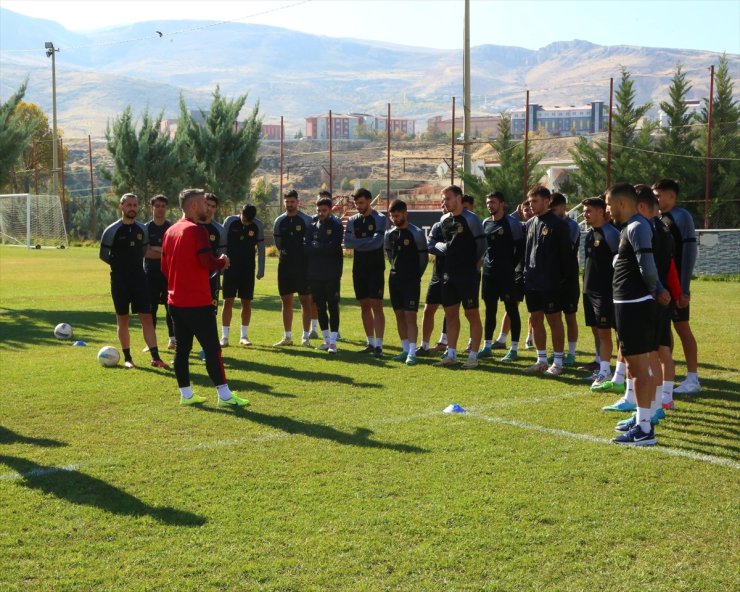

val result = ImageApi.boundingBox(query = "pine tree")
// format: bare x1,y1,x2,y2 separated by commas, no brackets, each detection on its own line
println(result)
175,86,262,209
458,112,543,217
0,81,33,191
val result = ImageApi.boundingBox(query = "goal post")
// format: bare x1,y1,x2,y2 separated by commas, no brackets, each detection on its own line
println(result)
0,194,69,249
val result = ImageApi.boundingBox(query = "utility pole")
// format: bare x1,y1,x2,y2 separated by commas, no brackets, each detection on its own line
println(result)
45,42,60,195
463,0,472,178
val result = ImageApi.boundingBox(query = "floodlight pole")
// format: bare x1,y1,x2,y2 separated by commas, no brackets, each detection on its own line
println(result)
45,42,60,196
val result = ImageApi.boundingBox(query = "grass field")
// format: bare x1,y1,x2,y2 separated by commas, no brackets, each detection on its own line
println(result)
0,246,738,591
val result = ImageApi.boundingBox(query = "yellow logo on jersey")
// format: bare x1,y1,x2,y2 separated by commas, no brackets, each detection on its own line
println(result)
457,225,464,233
368,225,374,231
130,241,135,246
594,239,601,247
327,229,332,235
542,227,549,236
136,233,142,240
296,225,301,231
248,230,255,237
210,234,216,242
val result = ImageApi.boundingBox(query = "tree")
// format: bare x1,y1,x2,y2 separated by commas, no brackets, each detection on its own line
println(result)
697,53,740,227
421,123,449,142
294,129,303,140
101,107,183,206
458,112,544,217
0,80,33,191
570,68,657,197
251,176,276,227
175,86,262,208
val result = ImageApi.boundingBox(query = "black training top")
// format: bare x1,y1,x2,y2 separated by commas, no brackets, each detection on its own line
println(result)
660,206,697,295
273,211,313,269
650,216,675,292
583,222,620,296
305,215,344,281
436,209,486,279
384,224,429,281
222,215,266,276
523,210,572,291
99,219,149,276
345,210,387,274
427,221,446,283
144,219,171,272
200,220,225,257
482,214,525,286
612,214,658,302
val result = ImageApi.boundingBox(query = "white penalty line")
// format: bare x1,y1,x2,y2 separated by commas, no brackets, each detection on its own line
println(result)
463,411,740,470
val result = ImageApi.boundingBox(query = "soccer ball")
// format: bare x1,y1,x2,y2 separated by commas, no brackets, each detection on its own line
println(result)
97,346,120,367
54,323,73,340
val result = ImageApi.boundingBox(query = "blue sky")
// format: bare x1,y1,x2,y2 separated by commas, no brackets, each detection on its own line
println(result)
1,0,738,54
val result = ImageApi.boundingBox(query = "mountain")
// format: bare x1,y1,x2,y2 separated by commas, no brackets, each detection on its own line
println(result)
1,8,735,136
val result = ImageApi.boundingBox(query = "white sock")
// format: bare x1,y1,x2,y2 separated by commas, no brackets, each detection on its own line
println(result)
169,335,176,342
568,341,577,356
285,331,293,339
612,361,626,384
599,361,611,376
686,371,699,382
222,327,230,339
536,349,547,364
625,378,636,404
468,351,478,362
401,339,409,353
179,386,193,399
216,384,232,401
301,330,309,339
311,319,319,330
329,331,338,344
553,352,564,368
650,385,663,415
595,353,601,363
421,340,430,350
241,325,248,339
484,340,492,348
636,407,652,433
511,341,519,352
447,347,457,360
376,338,383,348
322,329,330,341
366,335,375,347
439,333,448,345
662,380,674,405
408,342,417,355
496,331,507,343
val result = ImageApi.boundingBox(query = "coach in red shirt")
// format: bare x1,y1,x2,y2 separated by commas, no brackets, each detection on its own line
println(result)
161,188,249,408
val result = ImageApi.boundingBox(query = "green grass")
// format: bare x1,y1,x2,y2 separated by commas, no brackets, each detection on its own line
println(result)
0,246,738,591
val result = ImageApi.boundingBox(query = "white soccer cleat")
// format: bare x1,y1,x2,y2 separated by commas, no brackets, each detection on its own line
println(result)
167,339,177,350
460,358,479,369
674,377,701,394
316,342,331,351
219,337,229,347
327,343,338,354
301,337,311,347
274,337,294,347
239,338,252,346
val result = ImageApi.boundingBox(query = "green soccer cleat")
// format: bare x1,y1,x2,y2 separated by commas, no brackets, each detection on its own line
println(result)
405,354,417,366
591,380,626,394
180,394,207,407
392,351,408,362
218,394,251,408
563,353,576,367
500,348,518,362
477,346,493,359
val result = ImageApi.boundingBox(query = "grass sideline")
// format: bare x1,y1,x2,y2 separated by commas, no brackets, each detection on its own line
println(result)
0,246,738,591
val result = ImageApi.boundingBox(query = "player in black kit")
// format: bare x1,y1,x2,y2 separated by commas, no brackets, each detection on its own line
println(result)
144,194,175,351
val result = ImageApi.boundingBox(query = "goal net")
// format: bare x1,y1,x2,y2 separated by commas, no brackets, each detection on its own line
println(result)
0,194,68,249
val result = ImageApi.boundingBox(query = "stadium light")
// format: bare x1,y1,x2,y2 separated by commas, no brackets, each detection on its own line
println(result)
45,41,60,195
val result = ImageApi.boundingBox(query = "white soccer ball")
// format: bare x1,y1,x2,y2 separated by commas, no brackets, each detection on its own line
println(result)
97,346,120,367
54,323,73,340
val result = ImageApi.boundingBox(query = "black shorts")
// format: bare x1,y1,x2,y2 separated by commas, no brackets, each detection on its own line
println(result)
426,279,443,305
481,274,521,305
278,264,310,297
525,289,562,314
672,303,690,323
145,268,168,306
655,302,673,349
583,292,614,329
389,275,421,312
111,272,151,316
353,268,384,300
442,274,480,310
310,277,341,305
561,277,581,314
222,267,255,300
614,299,657,356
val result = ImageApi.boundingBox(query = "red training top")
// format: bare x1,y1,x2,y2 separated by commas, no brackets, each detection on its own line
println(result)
161,217,226,307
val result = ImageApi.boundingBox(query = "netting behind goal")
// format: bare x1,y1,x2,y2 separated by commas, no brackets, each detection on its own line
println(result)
0,194,68,248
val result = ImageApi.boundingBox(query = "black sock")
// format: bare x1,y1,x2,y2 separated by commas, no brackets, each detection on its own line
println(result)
123,348,132,362
150,346,161,361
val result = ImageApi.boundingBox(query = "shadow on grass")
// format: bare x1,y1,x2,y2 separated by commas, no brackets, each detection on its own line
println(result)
243,344,390,367
0,426,67,448
658,435,740,461
189,374,297,399
197,407,428,454
225,358,381,388
0,455,207,527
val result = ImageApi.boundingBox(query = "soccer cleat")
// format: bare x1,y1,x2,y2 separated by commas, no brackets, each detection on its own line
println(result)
460,358,479,370
578,361,600,372
405,354,417,366
612,424,656,446
327,343,337,354
316,342,331,351
124,360,136,369
653,408,666,421
274,337,294,347
523,361,548,374
590,373,610,390
545,364,564,377
308,329,319,339
391,351,408,362
239,338,252,346
301,337,311,347
433,356,458,368
500,348,518,362
167,339,177,350
198,349,206,361
180,394,207,406
415,347,431,357
359,344,375,354
218,394,250,408
563,353,576,367
433,342,448,352
674,378,701,395
590,380,626,394
602,398,637,412
219,337,229,347
335,332,343,341
615,413,660,432
151,359,170,369
662,400,674,410
142,345,150,353
491,340,507,350
374,346,383,358
477,346,493,359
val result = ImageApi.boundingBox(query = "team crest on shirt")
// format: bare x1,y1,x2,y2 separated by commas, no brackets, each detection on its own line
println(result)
130,241,135,246
137,233,142,240
210,234,216,242
296,225,301,231
542,227,549,236
248,230,255,236
594,239,601,247
368,225,374,231
240,236,244,241
601,316,608,323
457,224,464,233
497,228,504,235
327,229,332,235
403,239,410,246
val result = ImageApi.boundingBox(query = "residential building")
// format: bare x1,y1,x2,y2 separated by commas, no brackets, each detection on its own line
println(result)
510,102,608,136
426,114,501,138
305,113,363,139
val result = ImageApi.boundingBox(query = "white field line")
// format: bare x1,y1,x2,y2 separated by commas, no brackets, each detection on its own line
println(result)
0,464,80,481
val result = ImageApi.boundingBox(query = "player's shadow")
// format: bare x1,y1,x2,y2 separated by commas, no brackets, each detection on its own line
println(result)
0,455,207,527
189,375,297,399
197,408,427,454
227,359,380,388
245,345,389,367
0,426,67,448
250,294,291,313
657,435,740,461
0,307,114,350
677,378,740,404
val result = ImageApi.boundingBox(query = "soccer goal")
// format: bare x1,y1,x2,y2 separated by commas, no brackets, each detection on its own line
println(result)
0,194,68,249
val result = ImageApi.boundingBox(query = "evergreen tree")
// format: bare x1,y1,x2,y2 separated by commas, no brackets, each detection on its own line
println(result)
251,176,276,227
458,112,543,217
175,86,262,209
102,107,183,208
0,81,32,191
